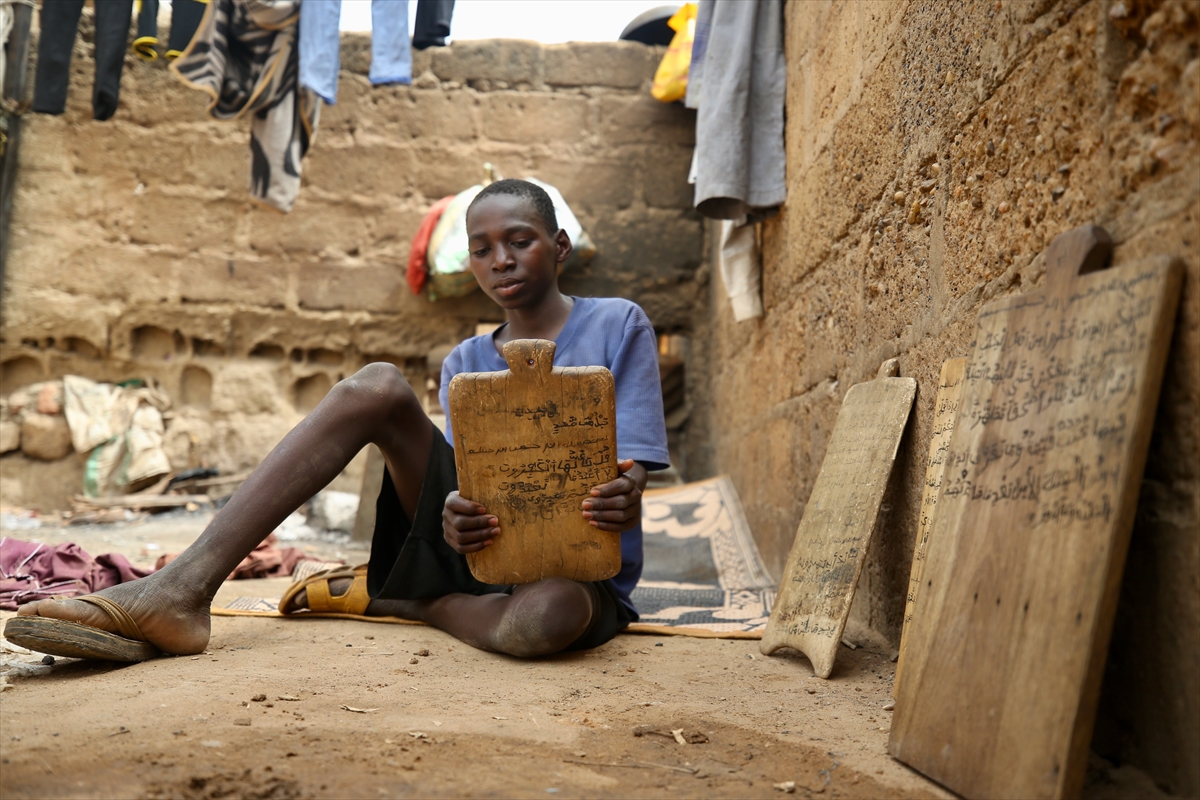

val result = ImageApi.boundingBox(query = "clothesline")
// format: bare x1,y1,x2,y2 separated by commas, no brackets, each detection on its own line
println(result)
29,0,455,211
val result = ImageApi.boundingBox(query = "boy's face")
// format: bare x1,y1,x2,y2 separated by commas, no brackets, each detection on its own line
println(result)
466,194,572,310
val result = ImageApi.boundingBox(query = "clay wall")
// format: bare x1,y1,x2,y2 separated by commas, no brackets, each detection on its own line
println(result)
689,0,1198,794
0,33,700,509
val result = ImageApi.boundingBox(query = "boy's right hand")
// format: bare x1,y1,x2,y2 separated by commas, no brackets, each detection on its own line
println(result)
442,491,500,554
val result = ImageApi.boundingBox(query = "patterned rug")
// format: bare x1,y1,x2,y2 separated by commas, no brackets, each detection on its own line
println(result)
630,475,775,637
214,476,776,639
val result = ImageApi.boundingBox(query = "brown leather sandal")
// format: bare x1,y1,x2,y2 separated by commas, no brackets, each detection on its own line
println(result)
3,595,160,662
278,564,370,616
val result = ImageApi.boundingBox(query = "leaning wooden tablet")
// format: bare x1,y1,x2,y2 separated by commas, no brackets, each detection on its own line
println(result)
447,338,621,585
759,359,917,678
890,226,1185,799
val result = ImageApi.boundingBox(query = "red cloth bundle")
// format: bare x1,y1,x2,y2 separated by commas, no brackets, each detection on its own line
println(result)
406,195,456,295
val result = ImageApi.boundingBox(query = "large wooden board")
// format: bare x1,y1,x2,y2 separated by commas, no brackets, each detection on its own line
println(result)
895,357,967,688
760,359,917,678
447,338,621,585
889,226,1184,800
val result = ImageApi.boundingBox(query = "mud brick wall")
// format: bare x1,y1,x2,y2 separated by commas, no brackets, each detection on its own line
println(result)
687,0,1198,793
0,33,700,509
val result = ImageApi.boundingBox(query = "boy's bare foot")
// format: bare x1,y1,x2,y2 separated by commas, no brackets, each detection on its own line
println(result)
15,570,214,656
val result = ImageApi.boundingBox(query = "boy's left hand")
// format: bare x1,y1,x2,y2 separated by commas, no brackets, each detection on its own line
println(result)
582,459,648,533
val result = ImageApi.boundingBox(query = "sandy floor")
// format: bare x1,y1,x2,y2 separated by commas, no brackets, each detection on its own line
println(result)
0,514,1164,799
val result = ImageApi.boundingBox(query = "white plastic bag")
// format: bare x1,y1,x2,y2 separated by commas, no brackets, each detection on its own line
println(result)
426,184,485,300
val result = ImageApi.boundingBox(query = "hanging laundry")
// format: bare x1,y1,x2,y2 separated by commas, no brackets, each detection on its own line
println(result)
413,0,455,50
133,0,159,60
685,0,786,220
685,0,712,102
172,0,319,213
166,0,209,60
32,0,134,121
717,219,763,322
131,0,210,61
407,195,456,295
300,0,412,106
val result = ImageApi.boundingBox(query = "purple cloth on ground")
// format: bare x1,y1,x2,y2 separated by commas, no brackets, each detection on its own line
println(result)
0,537,153,611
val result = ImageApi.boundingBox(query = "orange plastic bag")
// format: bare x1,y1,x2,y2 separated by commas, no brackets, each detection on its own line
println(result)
650,3,697,103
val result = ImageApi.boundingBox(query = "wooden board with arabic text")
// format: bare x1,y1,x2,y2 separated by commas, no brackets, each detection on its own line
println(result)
760,359,917,678
448,338,621,585
894,357,967,688
889,226,1184,799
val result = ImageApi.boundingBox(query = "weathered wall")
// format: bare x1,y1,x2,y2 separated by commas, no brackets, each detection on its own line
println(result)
0,32,700,509
690,0,1198,794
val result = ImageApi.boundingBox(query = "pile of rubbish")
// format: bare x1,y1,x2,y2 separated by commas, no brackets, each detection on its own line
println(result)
1,376,252,520
1,376,172,494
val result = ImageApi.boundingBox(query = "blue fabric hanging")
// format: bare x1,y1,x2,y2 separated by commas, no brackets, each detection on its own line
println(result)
299,0,411,106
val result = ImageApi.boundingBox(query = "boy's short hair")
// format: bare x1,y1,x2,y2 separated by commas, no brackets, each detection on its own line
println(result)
467,179,559,235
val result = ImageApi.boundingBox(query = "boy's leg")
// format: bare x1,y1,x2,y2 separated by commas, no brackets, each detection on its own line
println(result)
366,578,597,658
16,364,432,655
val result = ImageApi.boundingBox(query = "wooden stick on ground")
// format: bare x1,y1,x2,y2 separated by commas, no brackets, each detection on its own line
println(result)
72,494,211,510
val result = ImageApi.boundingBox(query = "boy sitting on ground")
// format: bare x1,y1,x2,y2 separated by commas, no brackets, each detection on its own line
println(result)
11,179,668,659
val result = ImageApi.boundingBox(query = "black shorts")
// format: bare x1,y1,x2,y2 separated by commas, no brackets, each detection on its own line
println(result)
366,423,631,652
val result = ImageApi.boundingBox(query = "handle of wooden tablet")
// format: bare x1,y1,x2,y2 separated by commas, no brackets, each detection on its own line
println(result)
1045,224,1113,295
502,339,556,378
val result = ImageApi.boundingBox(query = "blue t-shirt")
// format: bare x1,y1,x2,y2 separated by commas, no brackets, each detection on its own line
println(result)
439,297,670,619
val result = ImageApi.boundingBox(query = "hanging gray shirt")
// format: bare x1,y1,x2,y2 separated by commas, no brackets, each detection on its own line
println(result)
686,0,787,220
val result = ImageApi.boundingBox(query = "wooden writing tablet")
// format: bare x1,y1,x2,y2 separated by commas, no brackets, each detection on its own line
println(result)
895,356,967,688
889,226,1184,799
448,339,621,585
760,359,917,678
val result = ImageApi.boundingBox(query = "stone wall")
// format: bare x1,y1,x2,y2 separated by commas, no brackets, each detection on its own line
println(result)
0,32,700,509
689,0,1198,794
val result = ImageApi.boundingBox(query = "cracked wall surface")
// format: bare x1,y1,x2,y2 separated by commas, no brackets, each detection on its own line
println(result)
0,34,701,509
689,0,1198,794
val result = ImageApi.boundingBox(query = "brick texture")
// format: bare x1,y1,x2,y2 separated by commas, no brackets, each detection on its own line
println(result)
686,2,1200,795
1,34,699,503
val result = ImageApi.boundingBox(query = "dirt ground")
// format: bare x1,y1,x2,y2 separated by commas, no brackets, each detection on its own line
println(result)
0,513,1167,799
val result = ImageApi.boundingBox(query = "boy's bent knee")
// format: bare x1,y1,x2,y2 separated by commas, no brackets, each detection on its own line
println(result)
497,579,593,657
336,363,421,418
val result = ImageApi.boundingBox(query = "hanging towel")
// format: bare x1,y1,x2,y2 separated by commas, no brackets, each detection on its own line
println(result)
299,0,411,106
166,0,209,59
32,0,134,121
171,0,320,213
685,0,786,220
413,0,454,50
132,0,159,60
